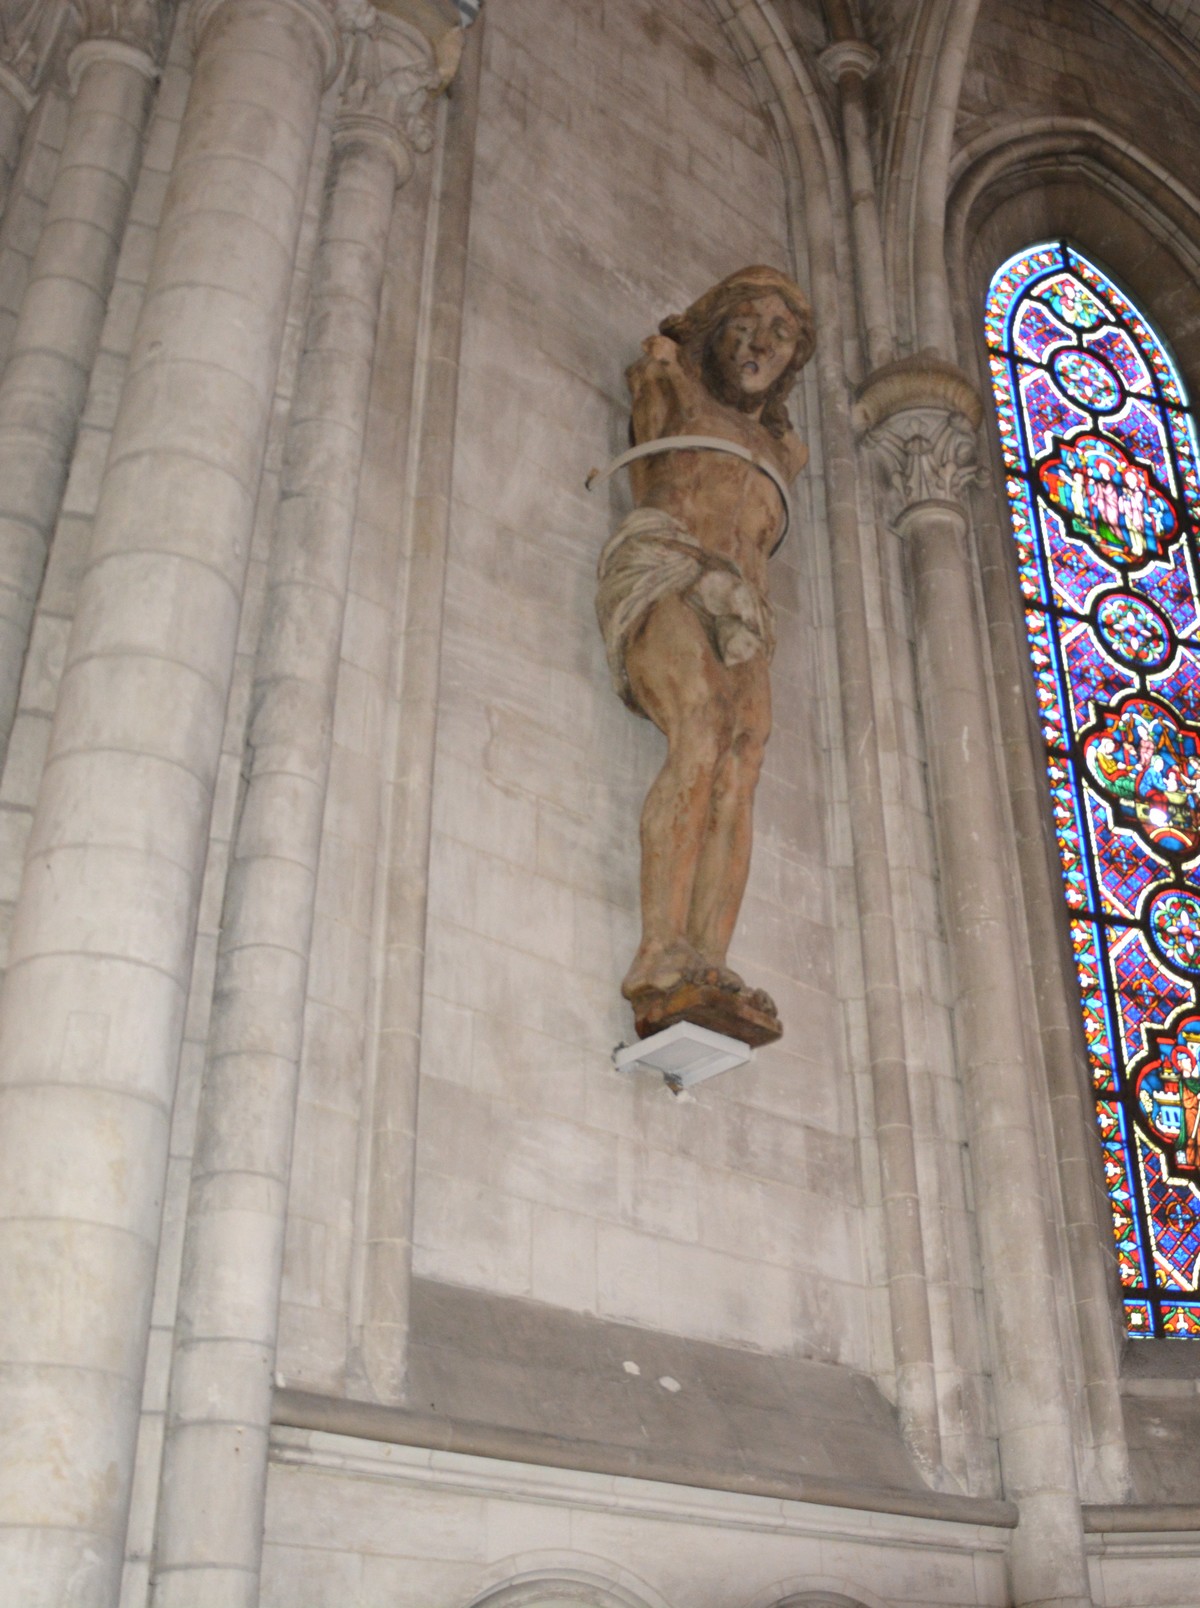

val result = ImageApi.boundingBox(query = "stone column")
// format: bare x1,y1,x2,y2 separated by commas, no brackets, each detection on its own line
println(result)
0,2,338,1605
858,357,1091,1608
0,1,165,779
151,14,437,1606
358,9,482,1402
721,0,944,1482
819,38,893,372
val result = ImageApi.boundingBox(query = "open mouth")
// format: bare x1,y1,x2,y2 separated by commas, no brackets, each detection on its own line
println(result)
742,360,760,375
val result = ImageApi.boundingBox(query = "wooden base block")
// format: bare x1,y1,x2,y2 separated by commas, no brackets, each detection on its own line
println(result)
632,981,782,1048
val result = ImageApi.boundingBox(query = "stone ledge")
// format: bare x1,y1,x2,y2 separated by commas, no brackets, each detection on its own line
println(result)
1084,1503,1200,1532
271,1389,1016,1529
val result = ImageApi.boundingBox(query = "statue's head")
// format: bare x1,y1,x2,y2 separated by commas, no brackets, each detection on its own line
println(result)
659,266,815,438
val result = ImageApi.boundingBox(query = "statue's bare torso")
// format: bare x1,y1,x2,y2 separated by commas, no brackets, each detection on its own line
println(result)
627,334,807,593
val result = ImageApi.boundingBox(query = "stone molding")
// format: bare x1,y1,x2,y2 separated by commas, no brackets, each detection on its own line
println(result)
66,34,159,92
818,39,879,84
334,2,440,180
190,0,343,86
271,1389,1021,1530
854,353,983,518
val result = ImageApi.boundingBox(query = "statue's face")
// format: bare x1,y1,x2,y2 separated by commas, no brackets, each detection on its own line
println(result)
711,293,801,401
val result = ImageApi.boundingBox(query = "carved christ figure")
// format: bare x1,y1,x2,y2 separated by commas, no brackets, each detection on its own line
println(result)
595,266,814,1043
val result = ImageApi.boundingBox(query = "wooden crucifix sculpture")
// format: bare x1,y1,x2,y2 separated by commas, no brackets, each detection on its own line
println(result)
593,266,815,1047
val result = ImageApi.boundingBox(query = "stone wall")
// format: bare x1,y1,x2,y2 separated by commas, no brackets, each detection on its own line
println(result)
402,0,867,1362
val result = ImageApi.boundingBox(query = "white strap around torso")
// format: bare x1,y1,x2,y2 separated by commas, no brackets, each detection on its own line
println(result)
585,433,792,552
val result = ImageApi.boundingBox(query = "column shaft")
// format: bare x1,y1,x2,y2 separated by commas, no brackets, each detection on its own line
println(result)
904,498,1091,1608
359,19,481,1400
0,41,156,775
0,2,334,1604
731,3,944,1478
152,130,399,1608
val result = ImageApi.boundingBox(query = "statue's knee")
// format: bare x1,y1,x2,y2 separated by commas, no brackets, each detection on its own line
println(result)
734,718,770,774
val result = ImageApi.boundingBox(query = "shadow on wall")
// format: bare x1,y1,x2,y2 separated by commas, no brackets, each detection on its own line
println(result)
467,1575,660,1608
469,1574,882,1608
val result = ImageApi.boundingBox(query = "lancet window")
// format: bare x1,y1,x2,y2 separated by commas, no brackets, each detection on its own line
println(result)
987,241,1200,1338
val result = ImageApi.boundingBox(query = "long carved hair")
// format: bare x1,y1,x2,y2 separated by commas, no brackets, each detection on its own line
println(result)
658,265,816,439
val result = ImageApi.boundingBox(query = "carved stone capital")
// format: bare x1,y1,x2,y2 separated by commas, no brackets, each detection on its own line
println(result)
819,39,879,85
855,353,983,521
191,0,343,87
1,0,71,93
73,0,168,59
335,3,441,182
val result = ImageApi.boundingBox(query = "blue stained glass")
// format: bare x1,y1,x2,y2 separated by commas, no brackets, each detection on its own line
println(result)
1015,301,1072,362
1141,1143,1200,1286
1151,646,1200,723
1044,505,1117,612
1107,398,1173,488
1110,929,1191,1066
1095,592,1174,672
1135,547,1198,636
988,243,1200,1336
1020,367,1089,456
1086,325,1152,395
1053,349,1122,413
1168,409,1200,523
1085,790,1160,918
1063,622,1134,728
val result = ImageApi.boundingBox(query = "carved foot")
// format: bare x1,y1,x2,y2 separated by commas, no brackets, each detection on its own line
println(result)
630,974,782,1050
622,941,720,1001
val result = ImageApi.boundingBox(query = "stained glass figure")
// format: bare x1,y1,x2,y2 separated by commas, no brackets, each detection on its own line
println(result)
987,242,1200,1337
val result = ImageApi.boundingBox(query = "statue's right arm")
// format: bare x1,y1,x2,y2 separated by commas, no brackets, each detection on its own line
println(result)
626,335,686,445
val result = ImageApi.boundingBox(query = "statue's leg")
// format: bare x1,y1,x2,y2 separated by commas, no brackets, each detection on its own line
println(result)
686,654,771,996
621,595,733,999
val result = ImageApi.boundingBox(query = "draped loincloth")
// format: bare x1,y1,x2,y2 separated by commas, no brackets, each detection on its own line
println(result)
595,507,775,717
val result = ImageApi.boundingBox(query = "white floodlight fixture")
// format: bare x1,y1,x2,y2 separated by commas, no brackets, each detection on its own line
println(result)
612,1020,754,1092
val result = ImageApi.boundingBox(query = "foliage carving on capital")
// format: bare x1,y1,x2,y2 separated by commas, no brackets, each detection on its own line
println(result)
336,1,440,158
868,407,979,511
854,353,983,516
74,0,167,57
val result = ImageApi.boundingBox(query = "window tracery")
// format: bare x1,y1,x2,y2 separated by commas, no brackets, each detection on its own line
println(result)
987,240,1200,1338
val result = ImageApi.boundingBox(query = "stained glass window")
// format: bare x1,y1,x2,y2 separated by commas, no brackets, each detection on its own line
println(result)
986,241,1200,1339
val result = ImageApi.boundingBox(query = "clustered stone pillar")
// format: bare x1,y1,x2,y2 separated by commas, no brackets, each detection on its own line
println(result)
859,357,1091,1608
0,1,338,1604
0,6,163,776
151,13,438,1605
